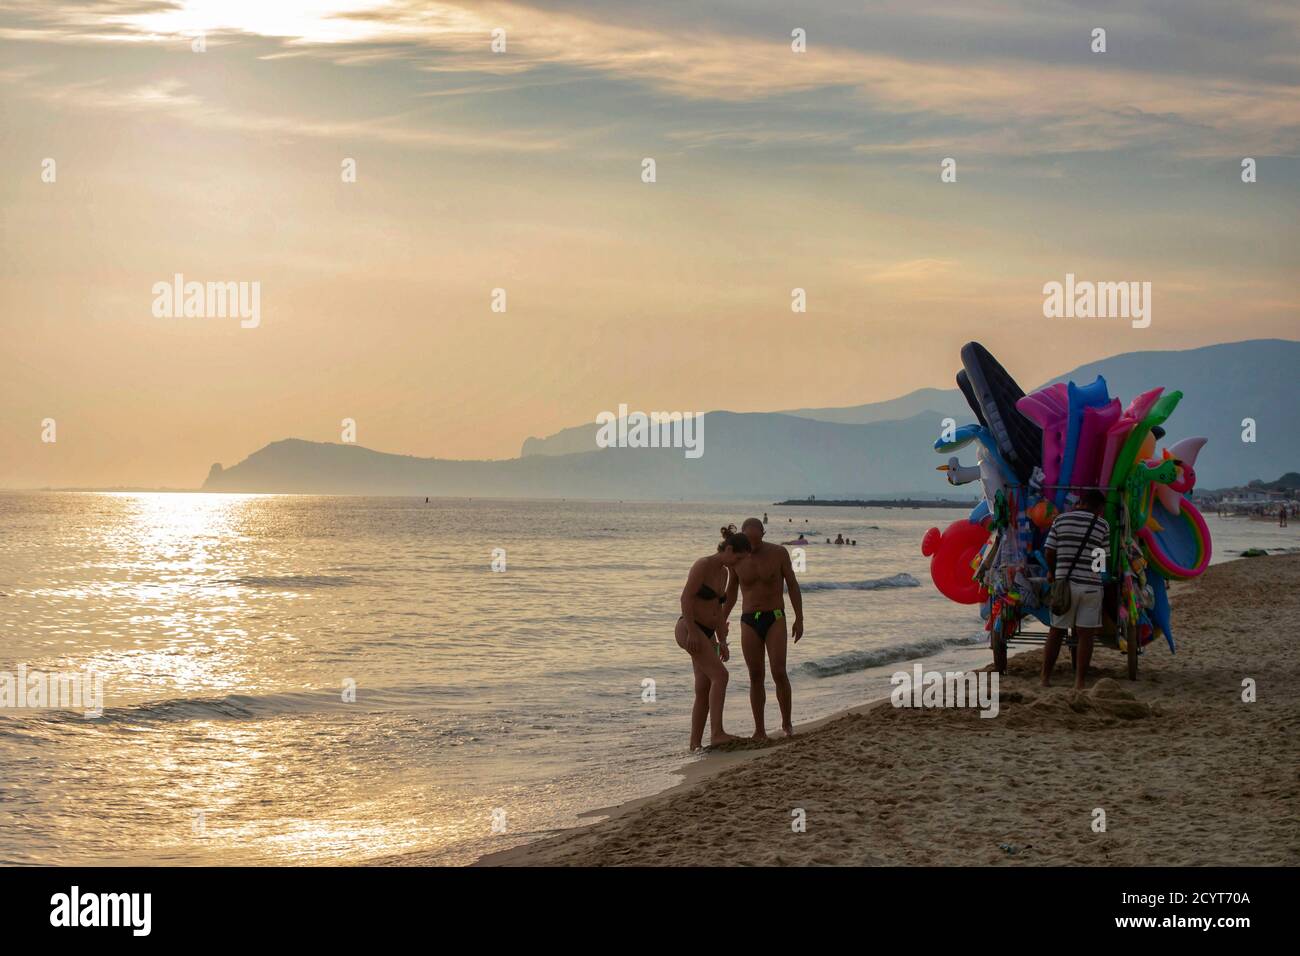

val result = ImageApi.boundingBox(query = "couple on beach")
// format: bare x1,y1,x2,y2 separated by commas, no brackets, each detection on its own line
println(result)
675,518,804,750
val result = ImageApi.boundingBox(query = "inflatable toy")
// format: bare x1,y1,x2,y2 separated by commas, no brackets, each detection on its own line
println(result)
921,519,992,604
1027,499,1057,529
921,341,1212,670
959,342,1042,482
1105,391,1182,539
955,370,987,431
1124,458,1178,534
1153,436,1206,515
1148,573,1175,653
1141,498,1211,579
1016,384,1067,498
934,424,1014,507
1099,387,1163,486
1069,398,1121,490
1058,377,1111,507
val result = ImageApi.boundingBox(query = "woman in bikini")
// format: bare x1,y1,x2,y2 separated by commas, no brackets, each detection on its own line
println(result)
675,526,752,750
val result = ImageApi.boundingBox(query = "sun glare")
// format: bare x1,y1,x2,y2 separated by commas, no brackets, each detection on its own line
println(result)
113,0,408,45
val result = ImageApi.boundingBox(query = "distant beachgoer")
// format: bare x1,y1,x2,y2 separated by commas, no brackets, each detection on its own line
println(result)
726,518,804,740
676,528,752,750
834,533,844,544
1281,505,1288,528
1041,489,1111,690
764,512,769,524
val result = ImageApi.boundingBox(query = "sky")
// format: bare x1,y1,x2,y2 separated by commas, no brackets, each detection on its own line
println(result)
1,0,1298,488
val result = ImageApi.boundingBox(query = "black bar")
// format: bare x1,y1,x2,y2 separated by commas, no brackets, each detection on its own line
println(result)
0,866,1281,940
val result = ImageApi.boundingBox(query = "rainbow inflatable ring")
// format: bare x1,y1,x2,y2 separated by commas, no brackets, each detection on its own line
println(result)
1139,493,1212,579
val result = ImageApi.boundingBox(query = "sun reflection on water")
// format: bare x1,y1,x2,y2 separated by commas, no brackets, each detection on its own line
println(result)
24,494,448,864
1,493,759,865
68,493,279,697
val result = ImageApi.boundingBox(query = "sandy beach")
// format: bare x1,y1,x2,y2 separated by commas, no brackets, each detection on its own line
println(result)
481,554,1300,866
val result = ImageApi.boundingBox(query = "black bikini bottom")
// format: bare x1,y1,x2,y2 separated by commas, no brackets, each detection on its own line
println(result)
679,616,716,641
741,609,784,641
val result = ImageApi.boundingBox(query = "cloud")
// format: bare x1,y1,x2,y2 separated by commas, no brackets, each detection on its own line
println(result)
4,0,1299,160
865,258,959,283
0,66,574,152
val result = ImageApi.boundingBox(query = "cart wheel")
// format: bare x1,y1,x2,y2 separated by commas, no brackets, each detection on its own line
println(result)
1126,621,1139,681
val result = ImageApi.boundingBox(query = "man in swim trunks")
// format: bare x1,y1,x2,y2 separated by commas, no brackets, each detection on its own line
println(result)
724,518,804,740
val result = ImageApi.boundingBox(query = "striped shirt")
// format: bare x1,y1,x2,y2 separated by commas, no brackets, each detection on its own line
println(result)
1045,509,1110,586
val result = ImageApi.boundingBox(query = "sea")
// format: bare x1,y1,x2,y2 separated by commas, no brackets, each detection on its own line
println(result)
0,493,1291,865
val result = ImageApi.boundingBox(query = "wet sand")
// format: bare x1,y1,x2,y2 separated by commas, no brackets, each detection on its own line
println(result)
479,554,1300,866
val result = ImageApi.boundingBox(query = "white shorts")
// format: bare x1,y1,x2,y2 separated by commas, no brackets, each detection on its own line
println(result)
1051,582,1103,629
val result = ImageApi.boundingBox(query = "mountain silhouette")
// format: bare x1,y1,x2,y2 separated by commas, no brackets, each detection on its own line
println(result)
204,339,1299,497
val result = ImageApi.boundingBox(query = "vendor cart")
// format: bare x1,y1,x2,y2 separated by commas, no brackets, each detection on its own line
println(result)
982,483,1143,681
994,614,1139,681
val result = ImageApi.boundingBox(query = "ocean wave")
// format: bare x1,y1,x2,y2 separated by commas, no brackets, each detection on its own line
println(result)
797,634,985,678
0,684,471,729
1,690,340,727
215,574,357,589
801,572,920,592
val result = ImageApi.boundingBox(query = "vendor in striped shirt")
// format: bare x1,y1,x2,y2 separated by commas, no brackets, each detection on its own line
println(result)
1040,489,1111,690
